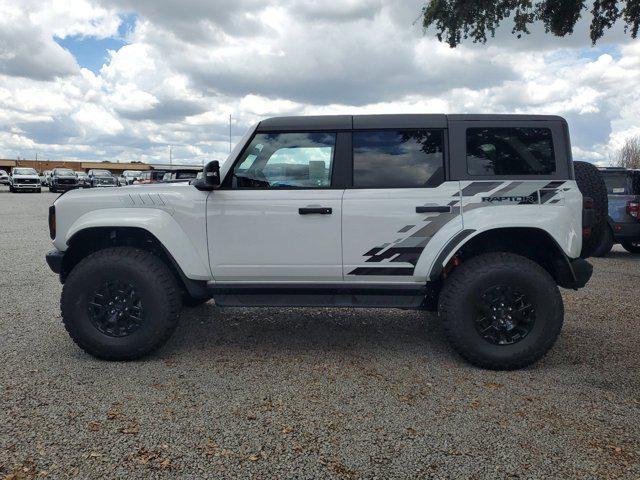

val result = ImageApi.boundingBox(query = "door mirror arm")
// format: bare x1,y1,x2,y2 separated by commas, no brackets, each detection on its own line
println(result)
194,160,221,191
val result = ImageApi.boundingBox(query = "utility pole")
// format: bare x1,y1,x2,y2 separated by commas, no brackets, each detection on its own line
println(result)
169,145,173,166
229,114,232,153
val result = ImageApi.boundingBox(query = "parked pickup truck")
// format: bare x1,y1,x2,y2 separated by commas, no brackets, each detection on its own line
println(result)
45,114,602,370
49,168,79,193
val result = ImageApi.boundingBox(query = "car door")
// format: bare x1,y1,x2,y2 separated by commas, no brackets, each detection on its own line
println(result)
207,130,348,283
342,125,463,283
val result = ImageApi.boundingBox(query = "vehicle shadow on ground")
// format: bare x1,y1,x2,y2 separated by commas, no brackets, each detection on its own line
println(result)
164,304,450,358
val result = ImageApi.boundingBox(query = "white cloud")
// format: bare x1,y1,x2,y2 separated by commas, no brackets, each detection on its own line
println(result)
0,0,638,166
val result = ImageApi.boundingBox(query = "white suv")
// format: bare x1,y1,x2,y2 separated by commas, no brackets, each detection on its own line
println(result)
45,114,600,369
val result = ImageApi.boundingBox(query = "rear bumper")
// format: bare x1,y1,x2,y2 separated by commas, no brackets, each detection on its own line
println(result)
612,222,640,241
46,249,64,274
568,258,593,289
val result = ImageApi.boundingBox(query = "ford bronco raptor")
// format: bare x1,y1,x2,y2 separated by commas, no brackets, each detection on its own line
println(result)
46,115,600,370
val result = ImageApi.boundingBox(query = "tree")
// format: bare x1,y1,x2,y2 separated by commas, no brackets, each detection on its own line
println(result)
616,135,640,169
421,1,640,47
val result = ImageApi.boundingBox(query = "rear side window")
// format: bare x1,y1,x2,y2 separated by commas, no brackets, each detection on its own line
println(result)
466,127,556,176
353,129,444,188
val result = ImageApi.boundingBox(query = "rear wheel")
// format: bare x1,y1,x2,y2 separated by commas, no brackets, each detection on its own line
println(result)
573,161,608,258
592,227,614,257
61,247,181,360
621,241,640,254
439,252,563,370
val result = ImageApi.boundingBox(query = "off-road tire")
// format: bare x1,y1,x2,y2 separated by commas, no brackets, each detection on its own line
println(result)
9,185,15,192
438,252,564,370
36,188,41,193
621,241,640,254
592,227,614,257
61,247,181,360
573,161,608,258
49,187,56,193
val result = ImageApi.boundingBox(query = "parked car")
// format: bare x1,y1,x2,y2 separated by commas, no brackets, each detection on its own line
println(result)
49,168,80,193
0,169,8,185
46,114,602,370
133,170,168,184
76,172,90,188
118,170,142,186
592,167,640,255
162,169,200,182
9,167,41,192
87,169,118,188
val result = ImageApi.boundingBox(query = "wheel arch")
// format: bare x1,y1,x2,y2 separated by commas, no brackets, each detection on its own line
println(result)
61,226,209,299
430,227,578,289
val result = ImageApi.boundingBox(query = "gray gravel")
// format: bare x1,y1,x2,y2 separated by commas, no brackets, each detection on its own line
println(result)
1,186,639,479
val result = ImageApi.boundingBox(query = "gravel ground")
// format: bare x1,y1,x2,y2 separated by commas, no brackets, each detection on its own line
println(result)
1,186,639,479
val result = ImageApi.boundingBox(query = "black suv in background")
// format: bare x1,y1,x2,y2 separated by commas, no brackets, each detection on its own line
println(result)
87,169,118,188
594,167,640,255
49,168,79,193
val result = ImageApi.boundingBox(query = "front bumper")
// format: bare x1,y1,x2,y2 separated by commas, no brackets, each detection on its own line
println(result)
13,183,40,189
46,249,64,274
52,183,78,191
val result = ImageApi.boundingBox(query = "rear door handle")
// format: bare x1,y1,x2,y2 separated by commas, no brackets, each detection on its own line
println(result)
299,207,332,215
416,206,452,213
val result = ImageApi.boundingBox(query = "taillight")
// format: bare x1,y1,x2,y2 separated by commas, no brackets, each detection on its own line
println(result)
627,201,639,220
48,205,56,240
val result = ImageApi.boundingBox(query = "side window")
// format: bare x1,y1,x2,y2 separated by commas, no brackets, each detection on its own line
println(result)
231,132,335,189
352,129,444,188
466,127,556,176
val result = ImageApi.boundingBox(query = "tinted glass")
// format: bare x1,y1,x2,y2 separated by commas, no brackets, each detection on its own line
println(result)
353,130,444,188
466,127,556,176
602,173,630,194
231,132,335,189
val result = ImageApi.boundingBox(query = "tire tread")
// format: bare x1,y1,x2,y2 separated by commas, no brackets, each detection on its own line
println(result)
438,252,564,370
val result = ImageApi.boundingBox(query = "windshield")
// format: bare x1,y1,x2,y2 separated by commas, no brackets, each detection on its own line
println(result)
92,170,111,176
13,168,37,175
77,172,87,177
55,169,75,175
124,171,141,177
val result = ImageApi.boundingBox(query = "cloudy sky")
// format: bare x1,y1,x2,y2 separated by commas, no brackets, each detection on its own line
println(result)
0,0,639,166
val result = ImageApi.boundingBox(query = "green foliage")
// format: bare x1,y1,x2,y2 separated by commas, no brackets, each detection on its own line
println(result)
422,0,640,47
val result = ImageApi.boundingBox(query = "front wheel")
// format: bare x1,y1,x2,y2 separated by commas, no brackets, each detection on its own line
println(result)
438,252,564,370
621,241,640,254
61,247,182,360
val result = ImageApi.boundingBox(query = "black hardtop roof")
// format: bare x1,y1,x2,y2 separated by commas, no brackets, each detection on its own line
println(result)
257,114,567,131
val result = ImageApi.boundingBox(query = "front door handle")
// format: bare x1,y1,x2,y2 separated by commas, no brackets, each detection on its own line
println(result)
416,206,452,213
299,207,332,215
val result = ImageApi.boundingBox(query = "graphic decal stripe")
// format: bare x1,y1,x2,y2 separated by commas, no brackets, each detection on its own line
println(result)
459,182,502,197
349,267,414,276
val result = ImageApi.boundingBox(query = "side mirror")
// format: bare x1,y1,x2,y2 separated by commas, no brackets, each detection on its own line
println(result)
194,161,220,191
